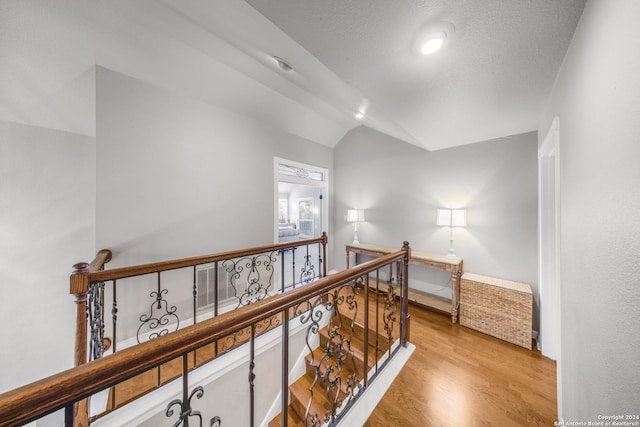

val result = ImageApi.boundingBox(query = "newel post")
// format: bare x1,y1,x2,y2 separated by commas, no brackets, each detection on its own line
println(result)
70,262,90,366
70,262,90,427
401,241,411,347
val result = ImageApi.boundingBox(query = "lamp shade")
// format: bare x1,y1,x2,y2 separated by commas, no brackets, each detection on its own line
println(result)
347,209,365,222
436,209,451,226
451,209,466,227
436,208,466,227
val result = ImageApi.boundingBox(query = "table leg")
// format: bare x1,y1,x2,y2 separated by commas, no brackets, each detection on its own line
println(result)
451,269,462,323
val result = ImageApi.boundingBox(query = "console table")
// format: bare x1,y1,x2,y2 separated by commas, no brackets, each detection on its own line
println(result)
346,243,464,323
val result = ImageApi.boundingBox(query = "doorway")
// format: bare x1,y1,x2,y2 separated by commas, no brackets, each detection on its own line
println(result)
274,158,329,244
539,116,560,359
538,116,562,418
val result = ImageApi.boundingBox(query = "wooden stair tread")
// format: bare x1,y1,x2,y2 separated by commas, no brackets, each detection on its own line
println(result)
268,408,305,427
289,372,334,424
268,290,400,427
305,348,359,397
319,325,390,372
321,321,392,349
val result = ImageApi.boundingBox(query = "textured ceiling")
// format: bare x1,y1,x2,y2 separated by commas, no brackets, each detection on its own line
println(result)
246,0,586,150
1,1,585,151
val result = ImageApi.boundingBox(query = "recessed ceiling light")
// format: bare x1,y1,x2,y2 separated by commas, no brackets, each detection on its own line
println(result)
413,22,455,56
355,112,364,119
421,32,446,55
273,56,293,72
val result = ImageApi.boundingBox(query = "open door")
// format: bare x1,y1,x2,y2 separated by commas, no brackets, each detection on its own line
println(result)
274,158,328,244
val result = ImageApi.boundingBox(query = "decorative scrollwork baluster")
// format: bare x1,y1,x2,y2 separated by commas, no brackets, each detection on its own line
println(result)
137,272,179,343
318,242,324,278
248,324,256,427
217,316,281,355
222,251,277,308
298,295,330,426
292,247,296,289
165,354,221,427
87,263,110,361
383,283,398,354
302,282,359,425
165,386,204,427
87,281,106,361
112,280,118,353
299,245,317,285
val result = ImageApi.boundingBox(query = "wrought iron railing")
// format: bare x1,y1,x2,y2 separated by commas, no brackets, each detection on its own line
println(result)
69,235,327,423
0,241,410,427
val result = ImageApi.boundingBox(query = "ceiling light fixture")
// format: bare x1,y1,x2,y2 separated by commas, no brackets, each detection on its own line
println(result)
273,56,293,72
421,31,446,55
355,112,364,119
414,21,455,56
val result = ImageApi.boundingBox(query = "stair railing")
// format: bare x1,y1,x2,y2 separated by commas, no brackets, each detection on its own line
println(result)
70,234,327,423
0,241,409,427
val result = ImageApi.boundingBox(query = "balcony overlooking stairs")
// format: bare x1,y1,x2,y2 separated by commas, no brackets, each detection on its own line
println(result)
269,284,397,427
0,241,411,427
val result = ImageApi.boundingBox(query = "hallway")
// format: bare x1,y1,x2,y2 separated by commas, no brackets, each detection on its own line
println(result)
365,306,557,426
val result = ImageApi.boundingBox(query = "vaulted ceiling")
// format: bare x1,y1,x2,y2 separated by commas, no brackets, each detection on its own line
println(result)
244,0,587,150
1,0,586,150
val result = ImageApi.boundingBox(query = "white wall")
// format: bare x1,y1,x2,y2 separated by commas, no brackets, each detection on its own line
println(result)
0,7,97,408
97,66,333,265
333,127,539,328
0,38,334,396
539,0,640,420
0,120,96,393
96,67,333,342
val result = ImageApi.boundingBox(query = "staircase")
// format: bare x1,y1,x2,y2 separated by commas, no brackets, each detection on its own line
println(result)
269,285,395,427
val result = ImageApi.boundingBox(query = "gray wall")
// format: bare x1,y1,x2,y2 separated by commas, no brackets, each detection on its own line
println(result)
96,67,333,341
0,64,333,393
0,120,96,394
539,0,640,420
333,127,539,328
97,67,333,266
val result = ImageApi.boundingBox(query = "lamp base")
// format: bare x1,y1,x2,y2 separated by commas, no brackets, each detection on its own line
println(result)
352,223,360,245
446,228,458,259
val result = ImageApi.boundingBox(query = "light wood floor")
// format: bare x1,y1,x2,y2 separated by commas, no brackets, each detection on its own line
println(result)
364,305,557,427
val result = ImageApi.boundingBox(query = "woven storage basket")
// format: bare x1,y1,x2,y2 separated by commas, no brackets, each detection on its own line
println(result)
460,273,532,349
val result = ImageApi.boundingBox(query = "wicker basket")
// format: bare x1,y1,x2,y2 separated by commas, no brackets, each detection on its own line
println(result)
460,273,532,349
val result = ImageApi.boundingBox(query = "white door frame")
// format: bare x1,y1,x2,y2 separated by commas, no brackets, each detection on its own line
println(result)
273,157,329,244
538,116,562,418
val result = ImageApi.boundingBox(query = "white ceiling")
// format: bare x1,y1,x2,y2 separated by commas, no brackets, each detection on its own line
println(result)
244,0,586,150
1,0,585,151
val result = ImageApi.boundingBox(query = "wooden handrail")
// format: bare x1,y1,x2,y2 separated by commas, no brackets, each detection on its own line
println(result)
88,234,327,282
88,249,112,273
0,247,408,427
70,235,328,361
